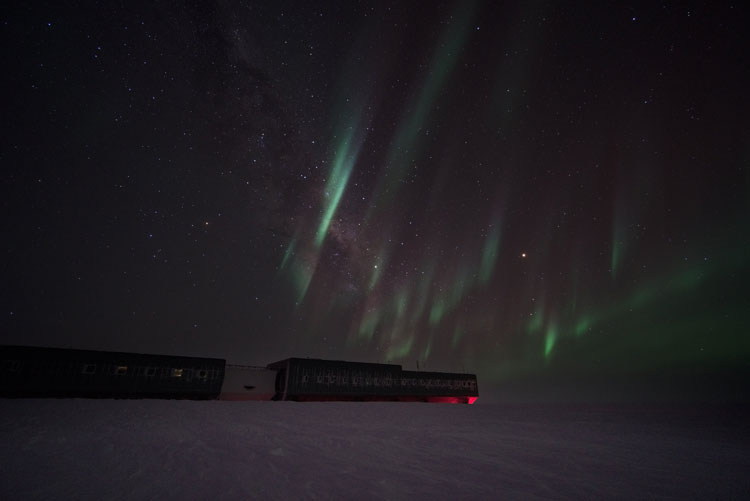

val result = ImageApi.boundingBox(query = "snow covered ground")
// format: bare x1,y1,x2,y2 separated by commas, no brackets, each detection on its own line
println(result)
1,400,748,500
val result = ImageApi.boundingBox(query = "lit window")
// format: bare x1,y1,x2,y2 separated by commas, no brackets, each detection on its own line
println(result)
115,366,128,375
171,368,184,378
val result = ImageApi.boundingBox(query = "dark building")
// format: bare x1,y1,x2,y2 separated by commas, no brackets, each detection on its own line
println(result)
268,358,478,403
0,345,225,399
1,346,479,403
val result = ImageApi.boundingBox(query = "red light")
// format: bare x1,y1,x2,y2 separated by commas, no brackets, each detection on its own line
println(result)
468,397,478,405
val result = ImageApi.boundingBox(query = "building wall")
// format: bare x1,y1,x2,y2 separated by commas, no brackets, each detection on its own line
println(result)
1,346,225,399
268,358,479,402
219,365,276,400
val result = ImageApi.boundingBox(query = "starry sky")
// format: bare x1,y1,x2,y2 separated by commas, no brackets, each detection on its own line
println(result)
2,1,749,402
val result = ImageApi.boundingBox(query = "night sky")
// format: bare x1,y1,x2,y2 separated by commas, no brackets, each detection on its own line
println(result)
3,1,749,402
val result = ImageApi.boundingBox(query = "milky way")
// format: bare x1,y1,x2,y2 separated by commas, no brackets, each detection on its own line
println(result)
3,1,748,401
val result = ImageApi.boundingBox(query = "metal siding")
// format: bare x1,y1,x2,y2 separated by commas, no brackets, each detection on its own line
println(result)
401,370,478,397
269,358,478,400
0,346,225,399
285,358,402,397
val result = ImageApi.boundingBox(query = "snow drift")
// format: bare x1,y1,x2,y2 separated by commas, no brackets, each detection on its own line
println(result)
1,400,748,499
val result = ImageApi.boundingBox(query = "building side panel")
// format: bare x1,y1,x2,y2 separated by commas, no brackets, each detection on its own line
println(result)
271,358,478,401
400,370,479,397
285,359,403,397
0,346,225,399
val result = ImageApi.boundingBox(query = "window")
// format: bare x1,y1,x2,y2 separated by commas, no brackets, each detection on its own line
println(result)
171,368,184,378
82,364,96,375
145,367,157,377
115,365,128,376
4,360,21,372
197,370,208,379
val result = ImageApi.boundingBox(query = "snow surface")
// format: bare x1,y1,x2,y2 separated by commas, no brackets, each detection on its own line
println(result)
1,400,748,500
